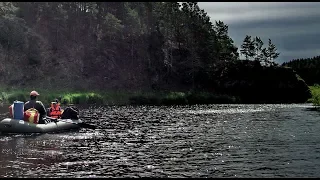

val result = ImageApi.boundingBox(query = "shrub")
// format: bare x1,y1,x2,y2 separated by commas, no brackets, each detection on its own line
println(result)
309,85,320,106
7,92,27,103
87,93,104,104
161,92,188,105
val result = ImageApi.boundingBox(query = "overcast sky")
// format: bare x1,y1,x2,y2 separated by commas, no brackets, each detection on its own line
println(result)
198,2,320,64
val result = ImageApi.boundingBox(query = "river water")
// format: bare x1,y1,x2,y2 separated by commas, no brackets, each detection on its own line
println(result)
0,104,319,178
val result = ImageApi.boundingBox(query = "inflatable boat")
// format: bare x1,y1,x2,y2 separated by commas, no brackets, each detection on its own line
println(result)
0,118,83,134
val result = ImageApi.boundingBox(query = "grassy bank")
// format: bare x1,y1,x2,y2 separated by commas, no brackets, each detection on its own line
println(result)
0,87,132,106
308,84,320,106
0,87,239,106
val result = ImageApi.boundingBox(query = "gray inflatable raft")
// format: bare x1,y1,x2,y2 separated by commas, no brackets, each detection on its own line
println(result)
0,118,82,133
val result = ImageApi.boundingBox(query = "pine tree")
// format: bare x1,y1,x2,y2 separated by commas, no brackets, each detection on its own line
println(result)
264,39,280,66
240,35,255,60
253,36,264,62
214,20,239,63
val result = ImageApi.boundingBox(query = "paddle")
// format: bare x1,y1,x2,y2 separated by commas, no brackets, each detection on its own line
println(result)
45,116,97,130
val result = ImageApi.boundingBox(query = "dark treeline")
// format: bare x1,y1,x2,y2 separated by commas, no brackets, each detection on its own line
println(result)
282,56,320,86
0,2,311,104
0,2,238,91
0,2,278,91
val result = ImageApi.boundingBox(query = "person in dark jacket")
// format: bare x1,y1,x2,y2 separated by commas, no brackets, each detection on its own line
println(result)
24,90,47,124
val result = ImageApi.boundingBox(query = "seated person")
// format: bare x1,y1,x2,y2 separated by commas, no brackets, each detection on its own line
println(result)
48,100,63,119
24,90,47,124
61,106,79,120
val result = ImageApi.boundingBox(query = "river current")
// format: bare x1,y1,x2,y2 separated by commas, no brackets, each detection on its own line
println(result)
0,104,319,178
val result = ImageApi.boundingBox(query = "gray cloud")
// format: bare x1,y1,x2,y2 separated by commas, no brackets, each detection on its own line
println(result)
200,2,320,24
198,2,320,63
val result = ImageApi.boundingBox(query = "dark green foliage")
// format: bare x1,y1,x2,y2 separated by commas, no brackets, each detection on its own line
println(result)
219,60,311,103
282,55,320,86
87,93,104,104
52,93,104,105
71,94,87,104
129,95,161,105
61,97,70,105
309,85,320,106
186,92,239,104
0,16,26,50
41,95,57,105
162,92,188,105
7,92,27,103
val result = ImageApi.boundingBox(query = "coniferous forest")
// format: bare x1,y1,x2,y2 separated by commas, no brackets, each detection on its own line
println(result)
0,2,313,104
282,56,320,86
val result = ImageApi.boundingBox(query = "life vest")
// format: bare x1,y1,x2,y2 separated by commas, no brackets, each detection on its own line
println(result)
9,104,13,118
24,108,40,124
49,102,62,118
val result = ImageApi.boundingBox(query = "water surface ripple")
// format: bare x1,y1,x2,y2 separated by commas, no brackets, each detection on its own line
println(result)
0,104,319,178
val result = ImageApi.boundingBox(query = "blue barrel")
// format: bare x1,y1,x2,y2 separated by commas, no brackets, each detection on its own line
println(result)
13,101,24,120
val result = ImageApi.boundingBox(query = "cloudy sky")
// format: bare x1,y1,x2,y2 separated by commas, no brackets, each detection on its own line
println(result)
198,2,320,64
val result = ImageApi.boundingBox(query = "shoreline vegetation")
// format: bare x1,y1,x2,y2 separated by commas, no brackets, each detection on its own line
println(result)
0,87,239,106
1,85,319,107
308,84,320,106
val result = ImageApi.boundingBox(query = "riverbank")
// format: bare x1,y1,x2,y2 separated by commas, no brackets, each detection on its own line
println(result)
0,85,316,106
0,87,239,106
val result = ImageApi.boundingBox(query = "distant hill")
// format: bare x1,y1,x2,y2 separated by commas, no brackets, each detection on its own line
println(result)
282,55,320,85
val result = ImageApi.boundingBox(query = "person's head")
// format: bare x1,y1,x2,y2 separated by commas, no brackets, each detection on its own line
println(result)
50,101,57,108
30,90,39,100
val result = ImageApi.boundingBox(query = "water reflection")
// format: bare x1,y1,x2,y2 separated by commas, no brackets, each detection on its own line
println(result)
0,104,319,177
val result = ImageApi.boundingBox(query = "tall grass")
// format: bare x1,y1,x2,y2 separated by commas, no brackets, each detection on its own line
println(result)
61,92,104,104
309,84,320,106
0,87,106,106
0,86,239,106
